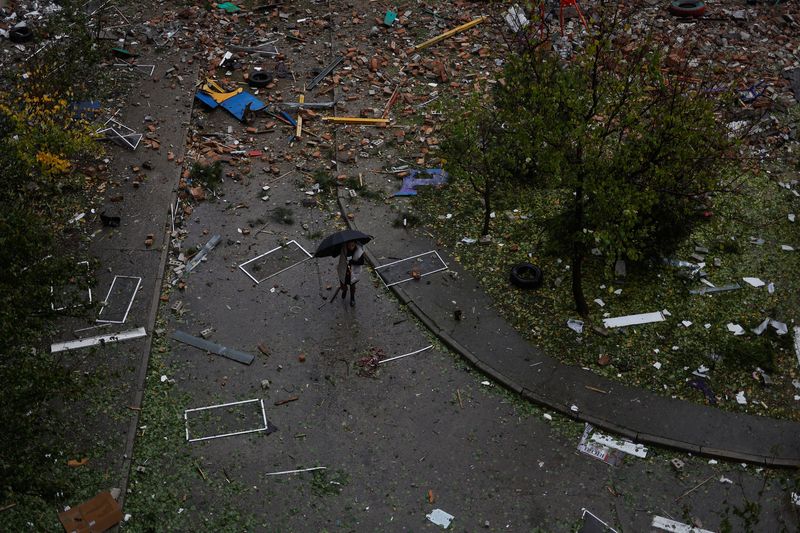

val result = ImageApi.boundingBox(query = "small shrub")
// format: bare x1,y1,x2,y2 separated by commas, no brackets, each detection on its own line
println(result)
721,336,776,373
189,161,223,188
271,207,294,225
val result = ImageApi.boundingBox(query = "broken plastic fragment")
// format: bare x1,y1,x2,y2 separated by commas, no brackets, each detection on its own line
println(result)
426,509,454,529
742,277,765,287
735,391,747,405
566,319,584,334
653,362,662,370
727,323,745,336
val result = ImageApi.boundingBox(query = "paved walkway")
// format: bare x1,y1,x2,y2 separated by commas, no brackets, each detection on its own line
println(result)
337,193,800,467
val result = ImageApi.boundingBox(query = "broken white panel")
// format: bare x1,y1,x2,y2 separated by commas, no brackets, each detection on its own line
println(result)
567,319,584,334
426,508,454,529
184,398,268,442
742,277,765,287
726,323,745,336
719,476,733,484
51,327,147,353
781,245,795,251
789,214,796,223
792,492,800,506
681,320,692,327
590,432,648,458
735,391,747,405
752,318,770,336
593,298,605,307
651,516,716,533
795,326,800,369
602,311,665,329
503,4,529,32
771,320,788,336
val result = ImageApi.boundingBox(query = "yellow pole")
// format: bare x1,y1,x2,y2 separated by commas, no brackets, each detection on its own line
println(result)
414,16,487,51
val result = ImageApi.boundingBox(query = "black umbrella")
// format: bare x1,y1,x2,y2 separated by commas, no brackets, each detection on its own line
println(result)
314,229,372,258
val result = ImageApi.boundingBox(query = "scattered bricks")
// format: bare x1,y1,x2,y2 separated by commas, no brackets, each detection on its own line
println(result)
671,458,685,471
298,353,306,363
171,300,184,314
144,234,154,247
258,343,270,356
200,328,213,339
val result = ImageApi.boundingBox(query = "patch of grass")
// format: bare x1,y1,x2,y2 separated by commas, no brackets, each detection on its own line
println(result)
413,169,800,420
189,161,223,189
124,311,261,531
270,206,294,225
310,469,349,497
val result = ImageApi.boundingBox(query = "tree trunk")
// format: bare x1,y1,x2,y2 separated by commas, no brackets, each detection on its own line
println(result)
572,176,589,317
481,188,491,236
571,250,589,317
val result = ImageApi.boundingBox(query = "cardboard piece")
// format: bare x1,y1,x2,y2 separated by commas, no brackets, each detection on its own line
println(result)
58,492,122,533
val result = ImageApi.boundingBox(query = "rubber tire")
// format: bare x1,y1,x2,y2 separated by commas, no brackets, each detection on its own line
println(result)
510,263,543,289
248,71,273,87
10,26,34,43
669,1,706,17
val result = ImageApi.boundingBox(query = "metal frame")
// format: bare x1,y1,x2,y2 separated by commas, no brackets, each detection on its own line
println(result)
581,508,619,533
113,63,156,77
374,250,448,288
184,398,268,442
51,261,92,311
51,327,147,353
97,117,142,150
238,240,312,284
96,275,141,324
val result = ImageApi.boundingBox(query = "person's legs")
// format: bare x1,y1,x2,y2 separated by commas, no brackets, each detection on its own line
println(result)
342,270,351,299
349,283,356,306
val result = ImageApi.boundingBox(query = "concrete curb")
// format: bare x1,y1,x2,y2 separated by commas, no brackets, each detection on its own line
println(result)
337,194,800,467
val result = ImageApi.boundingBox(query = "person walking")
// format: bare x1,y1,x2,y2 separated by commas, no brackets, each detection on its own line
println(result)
338,240,364,307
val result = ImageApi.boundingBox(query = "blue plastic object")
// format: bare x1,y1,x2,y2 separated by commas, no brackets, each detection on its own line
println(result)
394,168,448,196
219,92,266,121
194,91,219,109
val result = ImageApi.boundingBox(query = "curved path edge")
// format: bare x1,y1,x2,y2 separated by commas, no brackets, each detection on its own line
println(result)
338,194,800,467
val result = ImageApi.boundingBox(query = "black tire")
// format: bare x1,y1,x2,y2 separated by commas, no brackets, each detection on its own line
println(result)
669,1,705,17
10,25,33,43
510,262,543,289
248,71,273,87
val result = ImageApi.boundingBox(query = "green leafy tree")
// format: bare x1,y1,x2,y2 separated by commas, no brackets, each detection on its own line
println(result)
441,94,530,236
494,11,737,316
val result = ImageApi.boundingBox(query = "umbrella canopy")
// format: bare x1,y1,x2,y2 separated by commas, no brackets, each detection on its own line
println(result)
314,230,372,258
